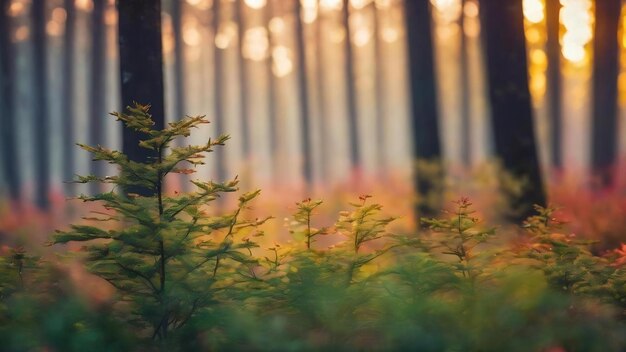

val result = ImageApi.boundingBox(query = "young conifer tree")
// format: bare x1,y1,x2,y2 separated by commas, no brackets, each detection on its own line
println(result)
53,104,265,341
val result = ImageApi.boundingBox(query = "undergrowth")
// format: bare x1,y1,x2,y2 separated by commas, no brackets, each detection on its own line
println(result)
0,105,625,351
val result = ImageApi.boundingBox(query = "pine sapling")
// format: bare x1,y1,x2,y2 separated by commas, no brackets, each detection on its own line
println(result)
421,197,495,282
52,104,265,341
335,195,398,283
292,198,327,250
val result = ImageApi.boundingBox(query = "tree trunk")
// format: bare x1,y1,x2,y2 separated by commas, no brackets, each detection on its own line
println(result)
294,0,313,184
32,0,50,209
90,0,106,195
591,0,621,188
546,0,562,169
460,0,471,167
236,0,250,160
118,0,166,195
373,1,386,177
213,0,226,182
0,0,21,202
171,0,188,191
62,0,76,194
404,0,443,218
266,0,278,181
315,4,327,182
480,0,546,221
342,0,360,172
172,0,185,123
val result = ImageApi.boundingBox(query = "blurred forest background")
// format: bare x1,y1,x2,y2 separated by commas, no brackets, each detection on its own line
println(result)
1,0,625,233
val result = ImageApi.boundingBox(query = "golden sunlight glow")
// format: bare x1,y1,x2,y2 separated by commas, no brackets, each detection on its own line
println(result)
244,0,266,10
215,21,238,49
374,0,392,10
523,0,545,24
330,26,346,43
269,17,286,34
105,6,117,25
560,0,593,64
75,0,93,12
243,26,269,61
183,25,202,46
190,0,213,9
350,0,372,10
530,48,548,68
463,0,480,37
622,12,626,49
526,27,541,43
353,27,372,47
523,0,548,105
162,13,174,54
381,26,399,43
350,12,371,47
51,7,67,23
47,5,72,36
272,46,294,77
163,37,174,54
9,1,26,17
301,0,318,24
320,0,342,11
430,0,462,24
46,21,62,36
186,0,213,9
463,0,479,18
13,25,29,42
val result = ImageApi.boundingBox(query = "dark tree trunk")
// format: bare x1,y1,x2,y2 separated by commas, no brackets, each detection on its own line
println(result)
404,0,443,218
480,0,546,221
591,0,621,187
294,0,313,184
63,0,76,194
90,0,106,195
172,0,185,122
342,0,360,171
546,0,562,169
0,0,21,202
213,0,226,181
32,0,50,209
236,0,250,159
460,0,471,167
117,0,166,195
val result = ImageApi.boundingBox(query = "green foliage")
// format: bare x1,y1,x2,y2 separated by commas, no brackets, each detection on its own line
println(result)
215,195,404,350
291,198,327,250
0,246,134,351
53,104,266,343
421,197,496,282
519,205,626,316
0,246,37,299
4,104,625,350
191,197,625,351
520,205,604,294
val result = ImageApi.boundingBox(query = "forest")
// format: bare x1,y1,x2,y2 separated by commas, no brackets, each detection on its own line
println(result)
1,0,626,350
